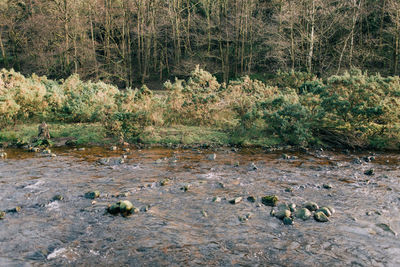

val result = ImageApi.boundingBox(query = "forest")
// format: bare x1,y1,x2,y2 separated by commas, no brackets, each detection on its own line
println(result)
1,0,400,87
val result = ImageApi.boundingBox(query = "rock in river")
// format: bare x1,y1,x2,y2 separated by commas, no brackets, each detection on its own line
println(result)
247,196,256,203
283,217,294,225
316,207,332,217
107,200,135,216
85,191,100,199
304,201,319,211
314,211,329,222
0,211,5,219
295,208,312,221
364,169,375,176
261,195,279,207
229,197,243,204
274,209,291,220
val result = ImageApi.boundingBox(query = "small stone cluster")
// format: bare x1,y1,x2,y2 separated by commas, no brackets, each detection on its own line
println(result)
266,196,335,225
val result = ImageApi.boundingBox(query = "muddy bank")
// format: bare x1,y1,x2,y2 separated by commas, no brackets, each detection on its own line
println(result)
0,147,399,266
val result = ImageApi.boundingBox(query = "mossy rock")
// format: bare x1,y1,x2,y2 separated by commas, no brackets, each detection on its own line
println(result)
107,203,120,215
295,208,312,220
304,201,319,211
0,211,5,219
85,191,100,199
261,195,279,206
314,211,329,222
317,207,332,217
274,209,291,220
119,200,134,216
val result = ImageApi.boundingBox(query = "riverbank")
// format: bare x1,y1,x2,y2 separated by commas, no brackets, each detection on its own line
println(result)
2,68,400,151
0,123,277,148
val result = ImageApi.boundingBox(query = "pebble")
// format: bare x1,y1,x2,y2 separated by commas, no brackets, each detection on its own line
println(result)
110,146,117,151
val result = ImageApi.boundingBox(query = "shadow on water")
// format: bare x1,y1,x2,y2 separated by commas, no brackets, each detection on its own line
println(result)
0,147,399,266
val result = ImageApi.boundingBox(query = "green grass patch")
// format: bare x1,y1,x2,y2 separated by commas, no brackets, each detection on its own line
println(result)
0,123,109,146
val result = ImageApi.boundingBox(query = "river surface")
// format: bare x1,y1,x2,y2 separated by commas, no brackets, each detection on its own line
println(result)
0,147,399,266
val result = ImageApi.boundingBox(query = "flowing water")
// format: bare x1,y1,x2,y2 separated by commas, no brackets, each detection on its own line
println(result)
0,147,399,266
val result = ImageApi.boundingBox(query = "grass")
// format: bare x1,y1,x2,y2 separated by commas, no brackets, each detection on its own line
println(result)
0,123,282,147
0,123,109,146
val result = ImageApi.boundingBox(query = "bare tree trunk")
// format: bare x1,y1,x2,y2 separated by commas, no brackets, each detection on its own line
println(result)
307,0,315,73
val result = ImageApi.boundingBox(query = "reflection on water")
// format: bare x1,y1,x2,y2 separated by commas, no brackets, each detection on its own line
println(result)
0,147,399,266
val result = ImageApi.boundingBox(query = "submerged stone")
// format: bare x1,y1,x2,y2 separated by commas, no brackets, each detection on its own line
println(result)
304,201,319,211
295,208,312,220
249,162,258,170
323,183,333,189
52,195,64,201
0,211,5,219
85,191,100,199
212,196,222,202
283,217,294,225
0,152,7,159
364,169,375,176
107,203,120,215
262,195,279,207
7,206,21,213
181,185,191,192
376,223,397,236
314,211,329,222
247,196,256,203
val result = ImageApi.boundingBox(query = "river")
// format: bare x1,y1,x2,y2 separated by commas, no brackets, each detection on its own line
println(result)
0,147,399,266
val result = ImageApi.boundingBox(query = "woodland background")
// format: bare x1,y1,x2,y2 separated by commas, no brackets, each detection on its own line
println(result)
1,0,400,87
